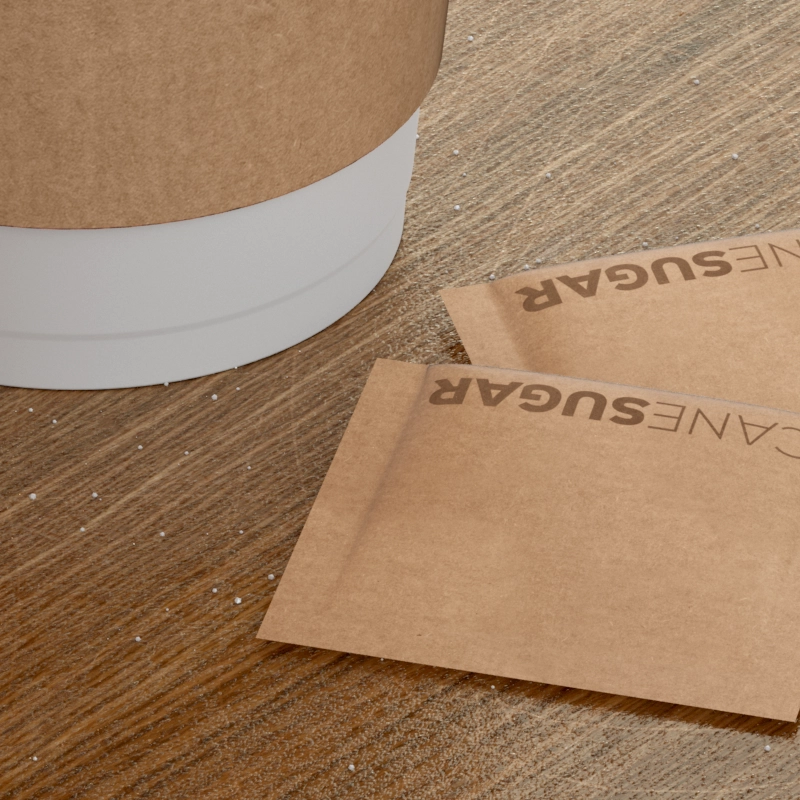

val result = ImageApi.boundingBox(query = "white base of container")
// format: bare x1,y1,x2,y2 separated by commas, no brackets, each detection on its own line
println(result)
0,111,419,390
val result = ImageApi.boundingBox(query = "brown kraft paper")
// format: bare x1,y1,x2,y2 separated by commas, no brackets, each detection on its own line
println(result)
259,359,800,721
441,228,800,413
0,0,448,229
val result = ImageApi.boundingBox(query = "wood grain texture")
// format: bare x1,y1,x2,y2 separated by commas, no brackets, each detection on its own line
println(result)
3,0,800,797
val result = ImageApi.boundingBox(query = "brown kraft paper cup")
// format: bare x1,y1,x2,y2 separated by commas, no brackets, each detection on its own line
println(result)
0,0,448,229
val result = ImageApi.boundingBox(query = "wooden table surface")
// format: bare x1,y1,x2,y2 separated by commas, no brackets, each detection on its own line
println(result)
4,1,800,797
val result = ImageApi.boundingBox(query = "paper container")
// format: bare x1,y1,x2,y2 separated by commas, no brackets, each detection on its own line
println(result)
0,1,447,389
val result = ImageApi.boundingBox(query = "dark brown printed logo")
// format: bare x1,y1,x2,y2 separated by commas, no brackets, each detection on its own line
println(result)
515,239,800,311
429,377,800,460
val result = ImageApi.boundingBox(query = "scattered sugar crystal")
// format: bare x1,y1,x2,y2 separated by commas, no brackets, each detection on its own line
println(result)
535,258,542,264
239,530,244,534
454,204,461,211
212,588,218,593
211,394,218,400
545,172,552,179
234,597,242,605
467,35,474,42
732,153,739,160
489,273,496,281
765,745,771,752
135,636,141,642
28,408,33,412
80,527,85,532
137,445,143,450
52,419,57,424
523,264,530,270
693,78,700,85
453,149,459,155
348,764,355,772
642,242,649,248
29,493,36,500
159,531,165,537
164,382,169,386
184,451,189,455
92,492,98,498
268,574,275,581
32,756,38,761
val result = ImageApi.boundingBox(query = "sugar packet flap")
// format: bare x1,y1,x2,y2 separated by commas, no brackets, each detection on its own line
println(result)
441,229,800,413
260,359,800,721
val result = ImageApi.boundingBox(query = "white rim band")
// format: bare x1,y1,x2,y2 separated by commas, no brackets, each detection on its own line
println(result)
0,111,418,389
